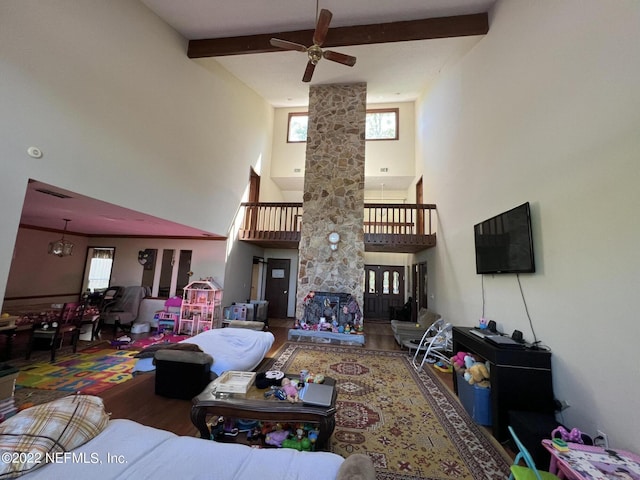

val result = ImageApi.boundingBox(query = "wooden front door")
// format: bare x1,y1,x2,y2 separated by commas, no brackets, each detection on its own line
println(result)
363,265,404,320
265,258,290,319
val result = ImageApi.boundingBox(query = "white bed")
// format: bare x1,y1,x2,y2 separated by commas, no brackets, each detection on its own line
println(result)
133,327,275,376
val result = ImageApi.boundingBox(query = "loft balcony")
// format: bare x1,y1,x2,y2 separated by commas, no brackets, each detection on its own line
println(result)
238,202,437,253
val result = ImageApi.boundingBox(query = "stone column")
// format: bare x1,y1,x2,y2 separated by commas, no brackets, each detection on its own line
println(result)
296,83,366,320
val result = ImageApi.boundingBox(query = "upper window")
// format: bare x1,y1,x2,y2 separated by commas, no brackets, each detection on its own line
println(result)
365,109,399,141
287,108,399,143
287,113,309,143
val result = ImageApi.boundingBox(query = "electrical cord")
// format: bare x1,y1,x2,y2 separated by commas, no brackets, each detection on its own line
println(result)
481,274,485,319
517,274,539,346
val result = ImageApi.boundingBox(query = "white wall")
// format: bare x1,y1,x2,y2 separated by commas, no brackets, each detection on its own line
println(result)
3,228,227,307
0,0,273,301
270,103,415,201
91,237,227,295
415,0,640,451
4,229,89,306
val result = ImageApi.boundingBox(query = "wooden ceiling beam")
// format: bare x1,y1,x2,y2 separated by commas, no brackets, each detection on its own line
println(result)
187,13,488,58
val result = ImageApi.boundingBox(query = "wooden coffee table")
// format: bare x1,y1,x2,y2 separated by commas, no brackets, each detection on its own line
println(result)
191,376,337,450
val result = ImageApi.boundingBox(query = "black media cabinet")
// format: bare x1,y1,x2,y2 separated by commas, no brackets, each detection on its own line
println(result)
452,327,556,442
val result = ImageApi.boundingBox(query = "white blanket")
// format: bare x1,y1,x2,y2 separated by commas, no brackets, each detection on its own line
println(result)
25,419,345,480
133,328,274,376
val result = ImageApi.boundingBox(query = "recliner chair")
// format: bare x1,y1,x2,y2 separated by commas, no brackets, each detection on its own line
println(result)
391,307,441,346
99,286,146,335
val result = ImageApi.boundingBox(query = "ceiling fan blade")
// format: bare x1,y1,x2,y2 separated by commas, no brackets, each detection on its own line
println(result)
313,9,333,46
270,38,308,53
323,50,357,67
302,61,316,83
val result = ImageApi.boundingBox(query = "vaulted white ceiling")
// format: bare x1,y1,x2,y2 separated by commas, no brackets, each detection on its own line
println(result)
20,1,495,236
141,0,494,106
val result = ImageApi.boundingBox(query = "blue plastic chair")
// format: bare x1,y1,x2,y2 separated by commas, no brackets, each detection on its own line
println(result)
508,426,560,480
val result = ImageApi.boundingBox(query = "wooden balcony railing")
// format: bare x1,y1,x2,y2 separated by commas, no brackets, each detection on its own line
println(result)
239,202,436,253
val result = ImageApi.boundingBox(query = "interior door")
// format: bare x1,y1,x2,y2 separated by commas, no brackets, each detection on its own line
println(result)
416,261,428,311
265,258,290,318
175,250,192,297
363,265,404,320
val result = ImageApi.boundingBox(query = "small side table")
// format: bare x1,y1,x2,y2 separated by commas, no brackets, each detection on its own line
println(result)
542,439,640,479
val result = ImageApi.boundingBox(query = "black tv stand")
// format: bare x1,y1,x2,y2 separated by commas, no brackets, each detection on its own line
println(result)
452,327,555,442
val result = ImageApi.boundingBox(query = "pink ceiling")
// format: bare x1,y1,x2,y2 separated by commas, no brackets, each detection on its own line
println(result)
20,180,223,238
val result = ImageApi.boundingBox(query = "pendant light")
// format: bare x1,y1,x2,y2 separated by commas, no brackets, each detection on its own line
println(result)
48,219,74,257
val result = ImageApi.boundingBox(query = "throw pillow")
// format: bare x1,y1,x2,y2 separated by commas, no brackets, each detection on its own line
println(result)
0,395,109,478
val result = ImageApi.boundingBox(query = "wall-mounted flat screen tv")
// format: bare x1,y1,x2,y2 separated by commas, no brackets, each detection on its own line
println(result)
474,202,535,274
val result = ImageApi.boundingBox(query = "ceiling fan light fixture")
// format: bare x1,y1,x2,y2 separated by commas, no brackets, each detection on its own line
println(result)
270,7,356,83
48,219,74,257
308,45,323,65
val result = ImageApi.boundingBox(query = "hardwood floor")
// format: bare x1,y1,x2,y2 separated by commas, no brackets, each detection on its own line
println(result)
96,318,457,438
9,318,512,457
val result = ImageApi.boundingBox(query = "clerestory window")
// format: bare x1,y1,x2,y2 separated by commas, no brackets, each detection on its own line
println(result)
287,108,399,143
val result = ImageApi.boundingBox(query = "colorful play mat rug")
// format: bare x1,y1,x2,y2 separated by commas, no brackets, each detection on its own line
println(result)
119,333,190,350
16,345,140,395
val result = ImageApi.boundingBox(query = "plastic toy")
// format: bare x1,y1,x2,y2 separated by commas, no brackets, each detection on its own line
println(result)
265,429,290,447
282,437,312,451
280,378,300,402
552,426,585,444
552,438,569,451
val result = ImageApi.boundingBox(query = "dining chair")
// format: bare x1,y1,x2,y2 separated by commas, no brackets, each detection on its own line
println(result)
26,301,84,362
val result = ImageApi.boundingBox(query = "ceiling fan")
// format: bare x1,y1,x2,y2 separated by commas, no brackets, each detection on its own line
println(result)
270,8,357,83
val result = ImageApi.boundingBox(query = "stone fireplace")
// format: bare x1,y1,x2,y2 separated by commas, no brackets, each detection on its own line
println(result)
298,291,362,331
295,83,367,325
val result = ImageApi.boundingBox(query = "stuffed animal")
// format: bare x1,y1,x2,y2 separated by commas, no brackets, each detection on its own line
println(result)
467,362,491,388
450,351,469,370
265,429,290,447
464,355,476,369
462,355,478,382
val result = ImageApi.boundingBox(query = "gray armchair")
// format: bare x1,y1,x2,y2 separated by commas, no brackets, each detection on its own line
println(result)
100,286,146,335
391,307,441,346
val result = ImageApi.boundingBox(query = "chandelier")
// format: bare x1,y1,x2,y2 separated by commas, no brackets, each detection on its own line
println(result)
48,219,74,257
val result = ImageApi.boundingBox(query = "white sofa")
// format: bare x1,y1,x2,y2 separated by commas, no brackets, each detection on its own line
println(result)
0,396,372,480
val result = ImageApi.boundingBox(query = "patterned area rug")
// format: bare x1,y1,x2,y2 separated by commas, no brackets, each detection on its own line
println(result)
15,345,140,396
264,343,511,480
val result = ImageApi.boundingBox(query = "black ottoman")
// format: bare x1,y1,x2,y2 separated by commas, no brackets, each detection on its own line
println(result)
508,410,563,469
154,349,214,400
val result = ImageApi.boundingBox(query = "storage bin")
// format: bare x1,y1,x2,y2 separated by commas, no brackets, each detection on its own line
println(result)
130,322,150,334
472,385,492,426
457,373,492,426
234,303,255,321
250,301,269,322
230,306,247,321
